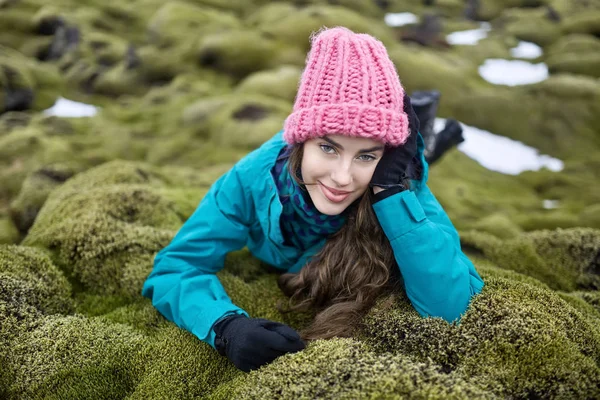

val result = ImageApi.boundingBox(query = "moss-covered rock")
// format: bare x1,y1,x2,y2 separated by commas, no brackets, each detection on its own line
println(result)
9,162,80,234
248,4,397,53
494,7,562,46
0,244,72,315
461,228,600,291
546,34,600,78
0,216,19,244
146,2,239,49
561,10,600,36
217,338,491,399
235,64,302,103
0,46,62,113
2,315,148,400
361,277,600,398
129,324,241,399
197,30,301,79
21,161,193,297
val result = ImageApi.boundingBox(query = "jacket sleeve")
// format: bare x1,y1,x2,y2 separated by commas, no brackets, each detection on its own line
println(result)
141,163,252,349
372,184,484,322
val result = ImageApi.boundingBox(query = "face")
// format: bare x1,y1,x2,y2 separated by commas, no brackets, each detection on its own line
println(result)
300,134,385,216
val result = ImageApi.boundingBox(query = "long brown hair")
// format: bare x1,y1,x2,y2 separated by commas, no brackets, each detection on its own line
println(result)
276,143,410,342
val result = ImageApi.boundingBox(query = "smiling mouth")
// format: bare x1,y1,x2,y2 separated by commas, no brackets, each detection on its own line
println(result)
318,182,352,203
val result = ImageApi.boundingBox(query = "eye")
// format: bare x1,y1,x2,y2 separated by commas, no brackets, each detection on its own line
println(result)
358,154,376,162
319,144,336,154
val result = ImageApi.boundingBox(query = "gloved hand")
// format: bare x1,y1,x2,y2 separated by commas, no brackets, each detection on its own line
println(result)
213,314,306,372
370,94,420,193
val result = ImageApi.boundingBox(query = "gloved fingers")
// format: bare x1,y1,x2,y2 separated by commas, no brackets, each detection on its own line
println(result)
254,319,302,342
248,327,305,353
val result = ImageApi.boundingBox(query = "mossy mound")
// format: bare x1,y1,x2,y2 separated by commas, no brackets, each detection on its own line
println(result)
0,217,19,244
217,338,491,399
460,228,600,291
9,162,81,234
0,244,72,315
21,161,195,297
561,10,600,36
546,34,600,78
0,45,62,113
248,4,397,53
494,7,562,46
235,65,302,103
2,314,148,400
128,325,241,399
361,276,600,399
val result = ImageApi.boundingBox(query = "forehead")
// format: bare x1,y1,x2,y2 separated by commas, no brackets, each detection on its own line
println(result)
318,134,385,149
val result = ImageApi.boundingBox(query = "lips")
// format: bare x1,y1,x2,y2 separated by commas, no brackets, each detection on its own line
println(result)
319,182,351,203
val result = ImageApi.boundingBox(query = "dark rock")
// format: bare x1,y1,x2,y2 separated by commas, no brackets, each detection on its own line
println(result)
374,0,390,10
401,14,448,48
232,104,269,121
546,6,561,23
0,112,31,133
125,45,141,70
45,25,80,61
36,16,65,36
464,0,479,21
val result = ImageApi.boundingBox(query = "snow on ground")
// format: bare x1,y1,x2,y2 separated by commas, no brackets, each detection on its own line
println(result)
43,97,98,117
446,23,491,45
384,12,418,27
434,118,564,175
510,41,543,59
478,59,549,86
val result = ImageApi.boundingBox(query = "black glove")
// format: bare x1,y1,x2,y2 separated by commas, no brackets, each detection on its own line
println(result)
213,314,305,372
370,94,420,201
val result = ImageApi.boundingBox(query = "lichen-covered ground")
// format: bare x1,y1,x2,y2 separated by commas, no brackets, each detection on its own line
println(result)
1,0,600,398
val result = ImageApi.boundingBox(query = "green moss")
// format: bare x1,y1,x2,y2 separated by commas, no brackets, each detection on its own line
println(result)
546,34,600,78
9,162,80,234
217,338,490,399
494,7,562,46
22,161,189,297
3,315,148,400
99,298,169,335
196,30,289,79
460,228,600,291
561,11,600,35
129,324,242,399
451,75,600,161
0,217,19,244
235,65,302,103
0,244,72,315
469,213,523,239
361,277,600,398
248,4,397,54
146,2,239,49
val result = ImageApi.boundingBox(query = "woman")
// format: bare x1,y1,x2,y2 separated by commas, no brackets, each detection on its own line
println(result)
142,27,484,373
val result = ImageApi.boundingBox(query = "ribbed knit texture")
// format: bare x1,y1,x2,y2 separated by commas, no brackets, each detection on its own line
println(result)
284,26,410,147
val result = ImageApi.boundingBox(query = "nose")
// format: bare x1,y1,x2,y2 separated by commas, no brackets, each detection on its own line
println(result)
330,161,353,187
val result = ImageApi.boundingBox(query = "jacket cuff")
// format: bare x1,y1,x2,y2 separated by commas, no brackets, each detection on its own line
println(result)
191,305,250,349
372,190,427,241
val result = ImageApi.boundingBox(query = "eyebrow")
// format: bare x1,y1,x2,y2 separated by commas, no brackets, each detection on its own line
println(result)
323,136,385,153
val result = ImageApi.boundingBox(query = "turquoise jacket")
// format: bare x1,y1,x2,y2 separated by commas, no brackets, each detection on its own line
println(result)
141,130,484,349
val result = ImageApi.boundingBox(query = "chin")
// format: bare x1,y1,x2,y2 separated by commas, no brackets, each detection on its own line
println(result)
312,200,348,216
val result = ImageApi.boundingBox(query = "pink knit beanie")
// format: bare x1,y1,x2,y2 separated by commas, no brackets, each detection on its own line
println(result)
284,26,409,147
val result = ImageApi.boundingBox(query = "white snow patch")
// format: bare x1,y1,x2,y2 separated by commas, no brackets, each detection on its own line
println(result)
43,97,98,118
434,118,564,175
446,22,491,45
542,200,560,209
384,12,418,27
478,59,548,86
510,41,543,59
